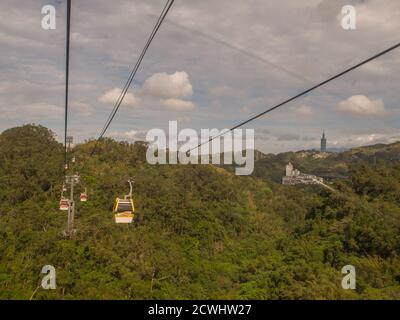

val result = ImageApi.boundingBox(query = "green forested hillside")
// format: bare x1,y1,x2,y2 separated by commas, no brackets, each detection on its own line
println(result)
0,125,400,299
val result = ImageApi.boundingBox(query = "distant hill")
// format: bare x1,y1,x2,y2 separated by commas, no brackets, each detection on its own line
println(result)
251,142,400,183
327,147,349,153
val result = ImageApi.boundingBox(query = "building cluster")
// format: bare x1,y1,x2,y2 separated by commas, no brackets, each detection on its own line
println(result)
281,131,328,185
282,162,323,185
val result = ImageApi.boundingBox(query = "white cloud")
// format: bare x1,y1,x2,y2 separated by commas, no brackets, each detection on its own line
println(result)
210,85,246,98
295,105,314,115
330,133,400,148
361,61,387,75
98,88,138,108
1,0,400,154
123,130,139,139
141,71,193,99
109,129,147,141
161,98,195,111
239,106,251,114
274,133,300,141
355,0,400,32
337,95,385,116
71,32,98,46
1,103,63,119
177,115,191,123
71,101,94,116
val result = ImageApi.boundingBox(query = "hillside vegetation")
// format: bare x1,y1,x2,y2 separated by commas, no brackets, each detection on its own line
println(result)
0,125,400,299
252,142,400,183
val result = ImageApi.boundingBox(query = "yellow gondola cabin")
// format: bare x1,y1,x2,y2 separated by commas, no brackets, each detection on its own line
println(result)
113,198,134,223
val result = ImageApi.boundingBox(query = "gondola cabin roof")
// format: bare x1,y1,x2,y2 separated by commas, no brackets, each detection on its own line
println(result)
113,198,134,213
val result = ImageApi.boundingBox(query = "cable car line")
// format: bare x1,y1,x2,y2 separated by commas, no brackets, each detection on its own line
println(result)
96,0,172,141
98,0,171,133
59,0,82,236
89,0,175,157
64,0,72,172
55,2,398,231
70,0,175,227
94,0,174,149
188,41,400,153
158,16,376,122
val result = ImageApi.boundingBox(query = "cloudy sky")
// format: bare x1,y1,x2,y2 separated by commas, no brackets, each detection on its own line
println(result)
0,0,399,153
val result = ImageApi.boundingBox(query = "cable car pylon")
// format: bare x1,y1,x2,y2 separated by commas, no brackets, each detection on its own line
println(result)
63,174,80,236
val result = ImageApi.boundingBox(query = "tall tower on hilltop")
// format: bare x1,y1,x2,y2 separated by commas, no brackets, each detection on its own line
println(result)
320,131,327,153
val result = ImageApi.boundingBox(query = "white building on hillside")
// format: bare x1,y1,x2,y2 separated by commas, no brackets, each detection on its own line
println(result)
282,162,323,185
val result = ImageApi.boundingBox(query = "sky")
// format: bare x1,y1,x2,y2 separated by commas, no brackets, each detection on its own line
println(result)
0,0,399,154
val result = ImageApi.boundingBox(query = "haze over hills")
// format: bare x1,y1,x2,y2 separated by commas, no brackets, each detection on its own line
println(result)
1,124,400,299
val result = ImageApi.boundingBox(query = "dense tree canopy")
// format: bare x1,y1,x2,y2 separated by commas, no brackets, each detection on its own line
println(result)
0,125,399,299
